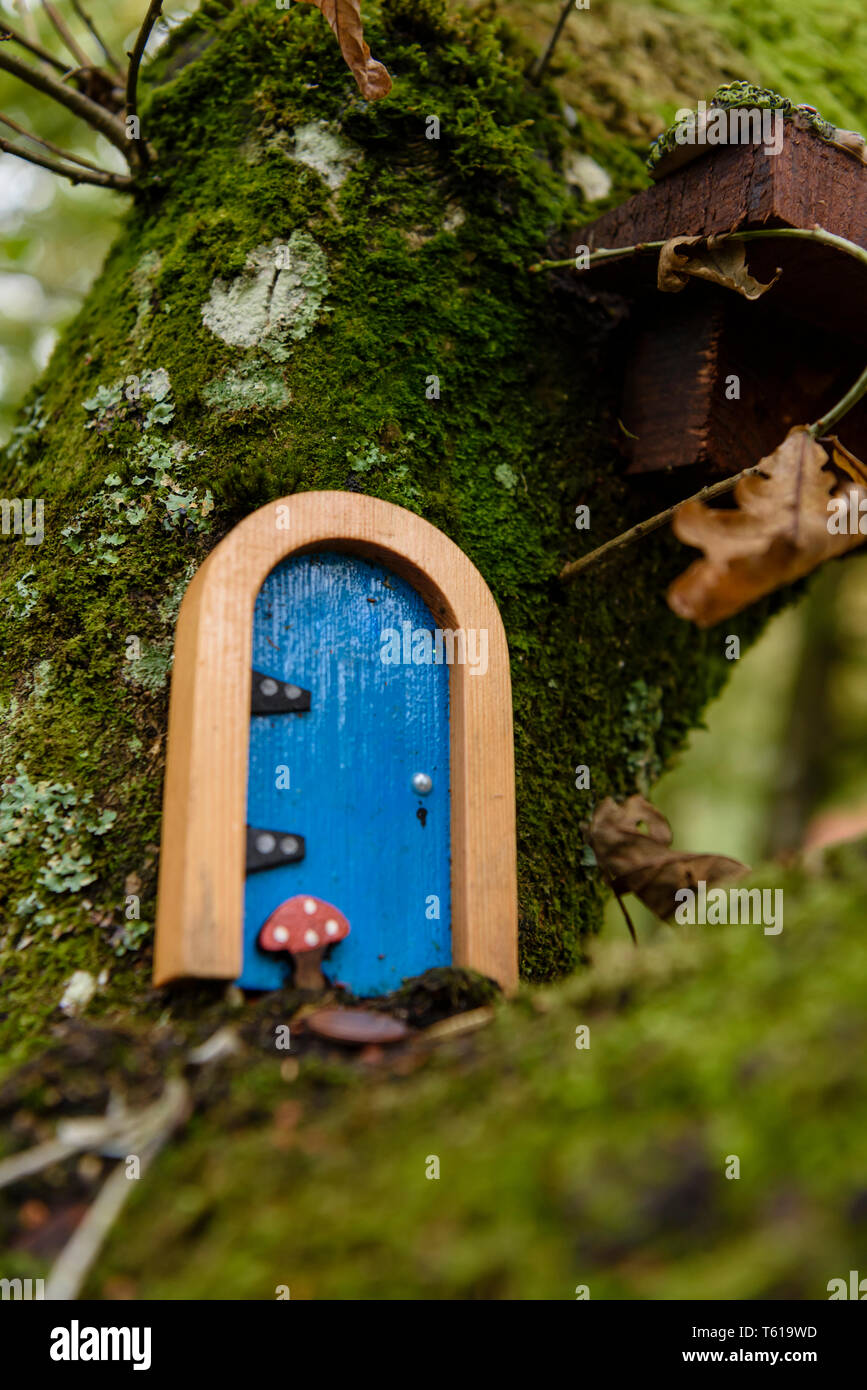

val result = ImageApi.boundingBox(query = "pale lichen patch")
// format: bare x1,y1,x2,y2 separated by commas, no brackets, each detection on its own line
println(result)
287,120,361,190
201,234,330,361
130,250,163,348
124,640,172,693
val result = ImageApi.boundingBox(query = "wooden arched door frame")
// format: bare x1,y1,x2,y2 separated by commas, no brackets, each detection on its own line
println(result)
153,491,518,992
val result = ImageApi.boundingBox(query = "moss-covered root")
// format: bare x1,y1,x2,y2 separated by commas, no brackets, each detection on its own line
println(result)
3,844,866,1298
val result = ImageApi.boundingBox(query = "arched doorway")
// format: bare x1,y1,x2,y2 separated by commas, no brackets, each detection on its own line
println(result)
153,491,518,993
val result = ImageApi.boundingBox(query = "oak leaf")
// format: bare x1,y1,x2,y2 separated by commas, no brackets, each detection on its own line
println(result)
589,795,748,922
826,434,867,488
658,234,780,300
296,0,392,101
668,428,867,628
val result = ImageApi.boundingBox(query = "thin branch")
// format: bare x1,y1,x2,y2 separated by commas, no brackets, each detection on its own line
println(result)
530,0,576,84
531,226,867,277
0,46,130,160
126,0,163,168
560,466,765,582
71,0,125,79
0,132,135,189
0,17,71,75
45,1157,146,1300
612,887,638,946
44,1079,189,1302
42,1,91,69
813,362,867,437
0,109,108,173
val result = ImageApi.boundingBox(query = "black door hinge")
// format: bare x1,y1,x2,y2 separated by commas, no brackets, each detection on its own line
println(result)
251,670,311,714
246,825,306,872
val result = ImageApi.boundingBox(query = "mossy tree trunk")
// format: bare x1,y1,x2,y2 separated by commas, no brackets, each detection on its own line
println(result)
0,0,765,1053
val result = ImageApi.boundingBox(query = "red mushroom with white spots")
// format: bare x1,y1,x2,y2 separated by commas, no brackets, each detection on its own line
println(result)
258,895,350,990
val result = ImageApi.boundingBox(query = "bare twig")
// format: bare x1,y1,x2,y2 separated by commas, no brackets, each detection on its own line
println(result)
44,1078,189,1301
560,466,765,582
813,362,867,437
612,887,638,946
0,45,130,161
71,0,125,79
530,225,867,278
0,46,130,158
0,132,134,189
530,0,576,84
126,0,163,168
42,1,91,69
0,1137,82,1189
0,109,109,173
0,16,70,75
45,1158,146,1300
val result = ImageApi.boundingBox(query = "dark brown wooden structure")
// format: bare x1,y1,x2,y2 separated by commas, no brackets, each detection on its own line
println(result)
576,125,867,477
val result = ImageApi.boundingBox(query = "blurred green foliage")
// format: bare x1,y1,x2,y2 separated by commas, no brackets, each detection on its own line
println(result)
0,0,199,441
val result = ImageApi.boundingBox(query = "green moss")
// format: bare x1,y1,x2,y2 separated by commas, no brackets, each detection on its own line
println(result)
203,356,292,413
3,842,864,1299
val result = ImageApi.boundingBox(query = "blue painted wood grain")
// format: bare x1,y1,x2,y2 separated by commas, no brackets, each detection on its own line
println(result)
239,550,451,994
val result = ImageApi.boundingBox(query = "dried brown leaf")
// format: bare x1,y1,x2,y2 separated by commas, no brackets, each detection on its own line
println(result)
296,0,392,101
589,795,748,922
658,234,780,299
826,434,867,488
668,428,867,627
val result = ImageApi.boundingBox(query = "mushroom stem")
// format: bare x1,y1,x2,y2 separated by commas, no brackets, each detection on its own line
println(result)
293,948,327,991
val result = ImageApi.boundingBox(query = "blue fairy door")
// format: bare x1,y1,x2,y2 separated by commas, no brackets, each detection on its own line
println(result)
239,550,451,995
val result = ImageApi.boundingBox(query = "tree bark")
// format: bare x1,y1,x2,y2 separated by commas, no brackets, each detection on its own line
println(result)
0,0,769,1043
